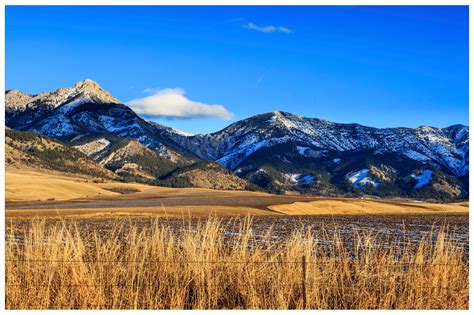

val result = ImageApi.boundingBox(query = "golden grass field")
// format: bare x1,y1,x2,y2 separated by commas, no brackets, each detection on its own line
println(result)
6,205,274,219
6,167,468,219
269,199,469,215
5,167,151,201
5,217,468,309
5,168,469,309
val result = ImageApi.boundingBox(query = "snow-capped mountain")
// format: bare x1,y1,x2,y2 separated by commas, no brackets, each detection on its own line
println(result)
171,111,469,177
6,79,120,130
5,80,469,199
6,79,194,161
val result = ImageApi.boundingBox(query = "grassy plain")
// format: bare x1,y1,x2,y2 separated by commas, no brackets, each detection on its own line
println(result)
6,167,468,218
6,167,151,201
5,168,469,309
5,217,468,309
269,199,469,215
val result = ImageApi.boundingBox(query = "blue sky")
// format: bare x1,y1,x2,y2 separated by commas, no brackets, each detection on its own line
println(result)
6,6,468,134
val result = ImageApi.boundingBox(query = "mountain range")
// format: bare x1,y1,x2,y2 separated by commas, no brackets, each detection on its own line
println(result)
5,79,469,200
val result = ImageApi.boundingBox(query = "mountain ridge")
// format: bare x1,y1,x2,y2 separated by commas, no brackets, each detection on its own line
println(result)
5,80,469,200
170,110,468,177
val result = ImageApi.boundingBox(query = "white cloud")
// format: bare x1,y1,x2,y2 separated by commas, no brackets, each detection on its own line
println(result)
244,22,276,33
278,26,293,34
143,87,161,94
243,22,292,34
126,88,233,120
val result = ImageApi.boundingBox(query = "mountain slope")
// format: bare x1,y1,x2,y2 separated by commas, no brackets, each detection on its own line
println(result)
6,81,469,200
169,111,468,199
6,79,195,162
6,128,115,180
172,111,468,177
159,161,260,190
82,137,178,183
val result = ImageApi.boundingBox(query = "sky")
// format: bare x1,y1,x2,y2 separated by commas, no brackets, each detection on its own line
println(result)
6,6,469,134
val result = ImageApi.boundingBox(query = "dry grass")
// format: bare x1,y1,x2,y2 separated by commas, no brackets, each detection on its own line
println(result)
5,167,152,201
5,167,270,202
6,216,468,310
269,199,469,215
6,168,115,201
6,205,275,219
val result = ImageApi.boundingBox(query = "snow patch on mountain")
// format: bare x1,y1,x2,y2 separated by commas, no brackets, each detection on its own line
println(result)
296,146,309,155
58,93,93,114
347,169,380,188
402,150,431,163
286,173,300,183
31,115,80,137
217,136,290,169
295,145,326,158
98,115,122,132
171,128,194,137
411,170,433,189
297,174,315,184
284,173,315,184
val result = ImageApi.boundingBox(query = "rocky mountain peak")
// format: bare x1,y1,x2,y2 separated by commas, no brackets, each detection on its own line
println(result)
74,78,101,90
271,110,299,129
6,89,28,96
69,79,120,104
6,79,121,115
5,89,33,111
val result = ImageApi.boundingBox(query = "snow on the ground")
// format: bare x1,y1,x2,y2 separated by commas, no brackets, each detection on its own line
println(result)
410,170,433,189
288,174,300,183
347,169,380,188
297,174,315,184
59,93,92,114
285,173,315,184
171,128,194,137
34,115,79,137
296,146,308,155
